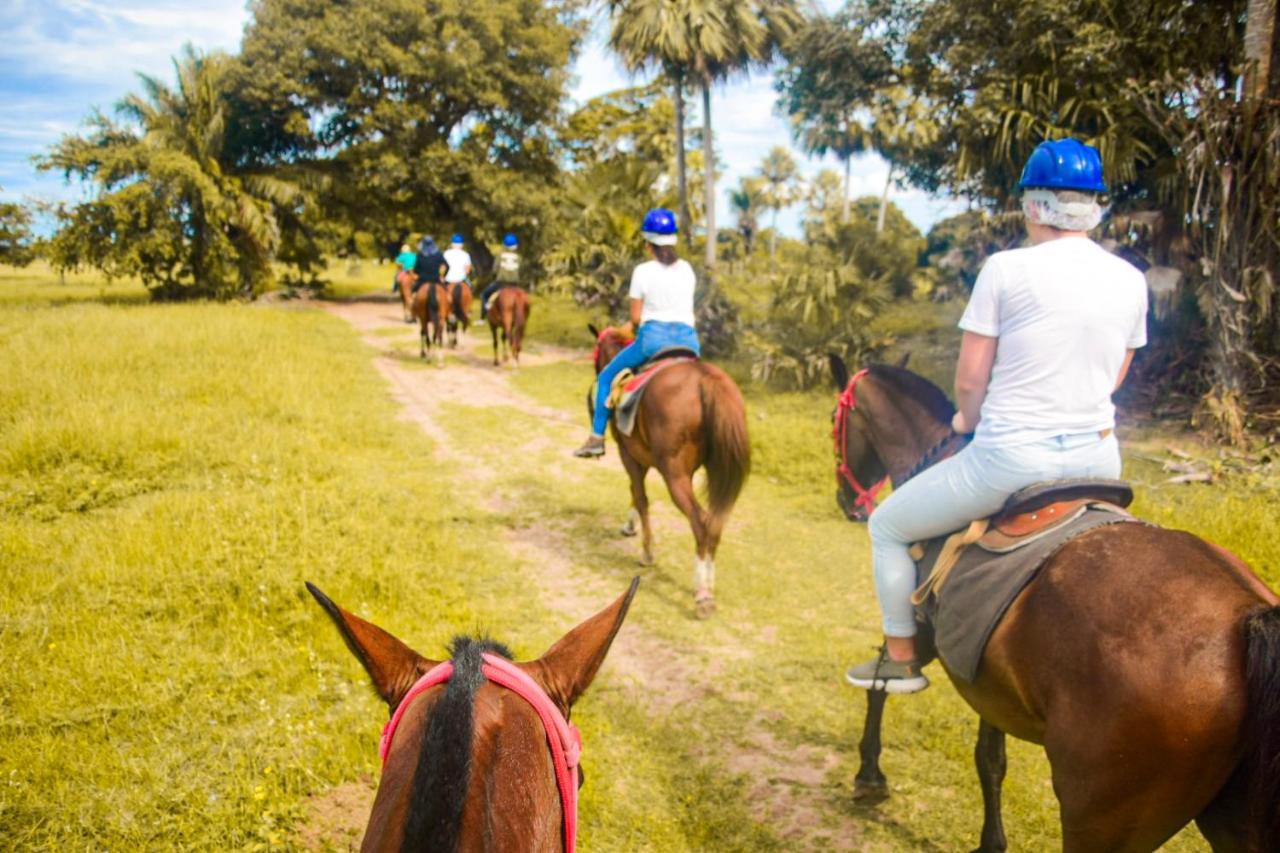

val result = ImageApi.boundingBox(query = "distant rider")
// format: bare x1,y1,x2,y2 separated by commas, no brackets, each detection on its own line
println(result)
392,243,416,293
412,236,448,295
573,208,700,458
443,234,473,295
843,138,1149,694
481,233,521,321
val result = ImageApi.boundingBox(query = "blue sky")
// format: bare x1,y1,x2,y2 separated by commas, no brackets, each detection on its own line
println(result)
0,1,966,236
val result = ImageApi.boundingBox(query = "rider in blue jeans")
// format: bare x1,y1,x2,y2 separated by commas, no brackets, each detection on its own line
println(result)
574,208,700,458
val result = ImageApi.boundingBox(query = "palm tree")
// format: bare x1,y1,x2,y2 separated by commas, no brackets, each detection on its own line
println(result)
728,175,766,256
758,145,800,264
792,112,871,224
610,0,804,273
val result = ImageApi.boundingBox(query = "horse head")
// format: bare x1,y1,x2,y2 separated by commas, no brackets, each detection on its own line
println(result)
828,353,952,523
306,577,639,852
588,324,635,374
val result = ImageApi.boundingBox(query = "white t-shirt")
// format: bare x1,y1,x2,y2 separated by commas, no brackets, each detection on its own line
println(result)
959,237,1148,447
628,259,697,326
443,247,472,283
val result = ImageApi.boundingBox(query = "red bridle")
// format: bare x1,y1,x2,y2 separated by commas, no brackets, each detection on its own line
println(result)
380,654,582,851
833,368,888,518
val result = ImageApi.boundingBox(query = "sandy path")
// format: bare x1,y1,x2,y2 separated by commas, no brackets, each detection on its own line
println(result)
302,297,862,850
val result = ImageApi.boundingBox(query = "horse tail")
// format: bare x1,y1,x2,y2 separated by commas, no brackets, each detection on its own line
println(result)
427,282,439,324
1244,605,1280,844
699,367,749,534
511,293,526,353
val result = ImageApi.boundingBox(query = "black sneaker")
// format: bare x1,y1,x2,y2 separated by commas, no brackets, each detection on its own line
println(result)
844,647,929,694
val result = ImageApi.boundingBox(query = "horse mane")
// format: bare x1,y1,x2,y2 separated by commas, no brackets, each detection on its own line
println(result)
867,363,955,426
401,635,515,853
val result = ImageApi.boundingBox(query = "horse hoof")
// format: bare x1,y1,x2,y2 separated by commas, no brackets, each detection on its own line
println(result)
694,596,716,619
851,781,889,803
620,521,637,537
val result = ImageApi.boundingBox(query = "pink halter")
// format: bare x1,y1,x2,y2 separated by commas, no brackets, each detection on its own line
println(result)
379,653,582,851
833,368,888,517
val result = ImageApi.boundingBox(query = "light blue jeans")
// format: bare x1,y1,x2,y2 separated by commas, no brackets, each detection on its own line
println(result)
868,432,1121,637
592,321,700,436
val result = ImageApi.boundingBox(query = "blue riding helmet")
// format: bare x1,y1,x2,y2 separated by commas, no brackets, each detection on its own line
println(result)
503,233,518,248
1018,139,1108,194
640,208,678,246
451,233,464,245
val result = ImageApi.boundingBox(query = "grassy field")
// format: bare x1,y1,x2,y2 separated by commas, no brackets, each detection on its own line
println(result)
2,268,1275,850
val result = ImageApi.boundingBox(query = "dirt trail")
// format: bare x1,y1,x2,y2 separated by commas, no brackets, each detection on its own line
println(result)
303,297,862,850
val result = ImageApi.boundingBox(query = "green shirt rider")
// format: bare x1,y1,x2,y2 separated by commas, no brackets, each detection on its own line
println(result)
480,233,521,320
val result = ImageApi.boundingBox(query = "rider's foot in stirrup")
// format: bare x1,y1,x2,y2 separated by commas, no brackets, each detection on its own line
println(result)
845,647,929,694
573,435,606,459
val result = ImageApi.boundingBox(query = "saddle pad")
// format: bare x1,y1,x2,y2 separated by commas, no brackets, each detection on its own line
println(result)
612,357,696,436
915,505,1140,683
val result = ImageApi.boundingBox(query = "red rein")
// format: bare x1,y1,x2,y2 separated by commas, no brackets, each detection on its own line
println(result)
833,368,888,517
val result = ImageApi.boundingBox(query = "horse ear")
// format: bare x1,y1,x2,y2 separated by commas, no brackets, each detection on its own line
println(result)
523,578,639,714
896,352,911,369
306,582,439,709
587,323,600,340
828,353,850,391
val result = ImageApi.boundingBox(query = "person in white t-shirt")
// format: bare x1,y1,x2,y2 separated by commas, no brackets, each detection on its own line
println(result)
845,138,1149,694
574,208,701,458
443,234,472,285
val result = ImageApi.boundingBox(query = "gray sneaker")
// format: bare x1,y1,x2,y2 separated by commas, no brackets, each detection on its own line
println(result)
845,648,929,694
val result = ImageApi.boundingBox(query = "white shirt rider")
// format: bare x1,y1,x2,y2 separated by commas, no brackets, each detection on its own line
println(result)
443,244,472,284
628,259,696,326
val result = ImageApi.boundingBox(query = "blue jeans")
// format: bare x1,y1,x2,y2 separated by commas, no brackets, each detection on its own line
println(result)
591,321,700,436
868,432,1122,637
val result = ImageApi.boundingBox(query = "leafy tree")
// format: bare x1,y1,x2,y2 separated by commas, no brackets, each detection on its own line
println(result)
38,47,301,298
0,194,35,267
236,0,582,258
757,145,801,263
802,168,845,240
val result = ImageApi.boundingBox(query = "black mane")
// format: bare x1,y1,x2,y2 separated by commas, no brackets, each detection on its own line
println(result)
867,363,955,426
401,635,514,853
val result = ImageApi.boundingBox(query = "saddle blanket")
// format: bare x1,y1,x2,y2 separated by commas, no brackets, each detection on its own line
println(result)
914,504,1140,683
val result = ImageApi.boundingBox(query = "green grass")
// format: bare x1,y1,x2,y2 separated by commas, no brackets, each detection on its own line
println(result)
3,269,1275,850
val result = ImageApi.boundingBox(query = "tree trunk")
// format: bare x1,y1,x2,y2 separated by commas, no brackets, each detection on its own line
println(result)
1244,0,1277,102
876,164,893,235
842,154,851,225
673,72,692,251
769,207,778,267
702,81,716,275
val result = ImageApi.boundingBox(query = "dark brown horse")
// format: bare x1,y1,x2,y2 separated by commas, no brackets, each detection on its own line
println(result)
306,578,638,852
411,282,449,365
828,356,1280,851
589,325,750,618
487,286,531,367
446,283,472,349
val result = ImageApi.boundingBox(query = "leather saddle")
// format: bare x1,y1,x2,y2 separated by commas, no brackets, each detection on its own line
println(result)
911,478,1134,604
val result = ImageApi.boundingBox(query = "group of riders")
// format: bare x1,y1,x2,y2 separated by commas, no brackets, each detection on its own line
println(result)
392,232,523,321
388,138,1144,699
572,138,1149,697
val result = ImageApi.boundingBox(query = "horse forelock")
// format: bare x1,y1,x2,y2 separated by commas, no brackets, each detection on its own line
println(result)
400,636,514,853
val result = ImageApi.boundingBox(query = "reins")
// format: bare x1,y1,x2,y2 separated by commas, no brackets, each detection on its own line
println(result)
833,369,969,518
380,653,582,852
833,369,887,516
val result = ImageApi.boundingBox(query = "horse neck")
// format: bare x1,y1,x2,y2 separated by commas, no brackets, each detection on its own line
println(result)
864,380,953,484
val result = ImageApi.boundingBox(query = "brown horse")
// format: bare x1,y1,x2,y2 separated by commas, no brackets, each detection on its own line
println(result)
589,325,750,618
487,286,531,367
305,578,638,852
396,270,416,323
411,282,449,365
828,355,1280,852
446,282,472,349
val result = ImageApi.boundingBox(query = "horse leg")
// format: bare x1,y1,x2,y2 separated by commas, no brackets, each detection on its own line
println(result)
973,719,1008,852
661,468,712,617
618,445,653,565
491,322,499,366
853,688,890,802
